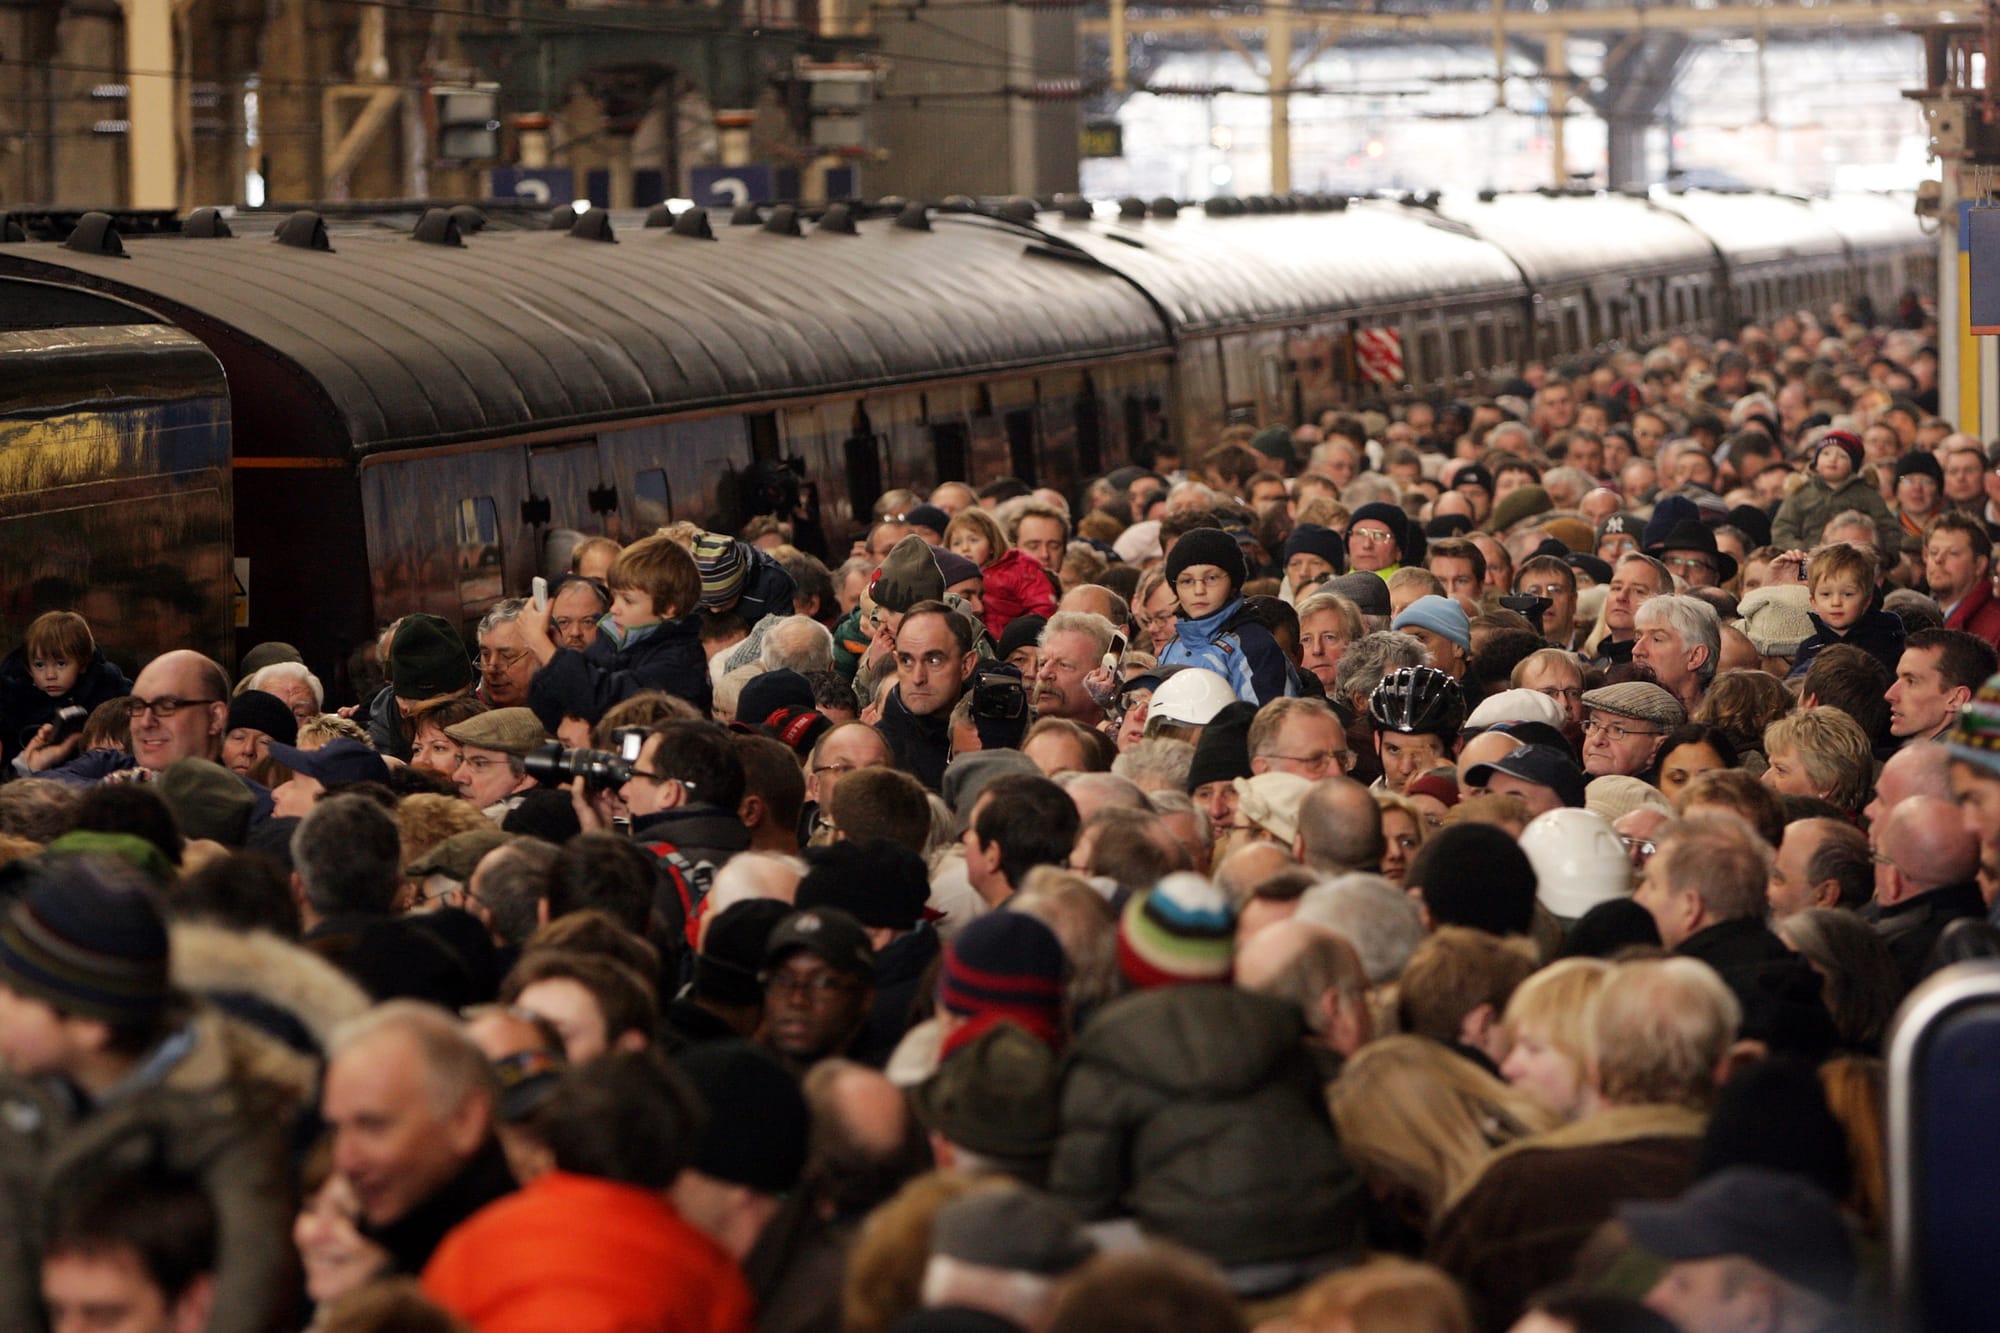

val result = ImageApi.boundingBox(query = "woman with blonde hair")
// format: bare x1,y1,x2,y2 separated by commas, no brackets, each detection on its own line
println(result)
1275,1256,1471,1333
944,506,1054,638
1327,1035,1557,1243
1498,957,1613,1121
1371,791,1427,886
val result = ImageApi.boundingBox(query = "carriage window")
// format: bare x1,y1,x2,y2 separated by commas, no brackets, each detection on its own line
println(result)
1449,327,1471,378
634,469,672,525
932,422,969,481
1477,320,1496,369
455,497,503,621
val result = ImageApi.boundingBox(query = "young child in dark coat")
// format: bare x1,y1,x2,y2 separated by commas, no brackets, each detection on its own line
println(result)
0,611,130,765
1785,540,1905,679
522,533,712,727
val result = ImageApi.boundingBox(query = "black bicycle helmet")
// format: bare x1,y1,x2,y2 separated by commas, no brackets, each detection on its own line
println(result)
1367,665,1465,738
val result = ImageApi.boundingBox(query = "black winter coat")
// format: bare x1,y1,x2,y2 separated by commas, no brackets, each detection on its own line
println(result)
0,647,130,763
528,612,710,729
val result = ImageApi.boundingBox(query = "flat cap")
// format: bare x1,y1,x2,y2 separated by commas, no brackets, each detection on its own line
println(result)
1580,680,1686,729
444,707,547,756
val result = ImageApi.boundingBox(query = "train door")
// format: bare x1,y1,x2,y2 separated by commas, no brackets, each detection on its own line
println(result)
525,438,627,559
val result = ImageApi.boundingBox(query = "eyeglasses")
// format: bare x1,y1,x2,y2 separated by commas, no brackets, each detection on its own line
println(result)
1260,749,1352,774
1582,717,1664,743
1175,572,1228,591
477,647,528,669
1519,584,1571,600
1348,527,1396,546
549,616,598,636
1535,686,1584,703
1662,555,1716,576
124,696,221,720
1620,835,1657,858
624,767,686,789
459,756,508,774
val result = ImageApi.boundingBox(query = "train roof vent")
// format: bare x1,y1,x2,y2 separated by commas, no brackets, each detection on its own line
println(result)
762,205,802,236
449,205,488,233
547,205,577,230
730,202,763,226
63,211,126,257
569,209,616,242
1056,194,1092,220
1117,196,1147,220
1149,196,1180,218
1246,196,1271,215
184,207,232,238
1203,196,1231,217
940,194,977,213
644,203,676,228
273,211,331,252
412,208,465,247
672,207,716,240
894,201,931,231
817,202,859,234
1477,189,1499,203
996,196,1037,223
0,214,23,242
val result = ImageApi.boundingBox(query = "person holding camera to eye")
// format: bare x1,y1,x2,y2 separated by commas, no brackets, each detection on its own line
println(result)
876,600,980,791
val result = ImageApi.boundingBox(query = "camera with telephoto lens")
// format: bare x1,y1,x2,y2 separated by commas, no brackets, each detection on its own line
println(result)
970,664,1027,721
523,726,649,790
1499,593,1551,636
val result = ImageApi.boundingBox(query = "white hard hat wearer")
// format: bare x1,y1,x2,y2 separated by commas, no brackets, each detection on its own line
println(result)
1464,688,1566,732
1145,668,1237,728
1520,807,1631,921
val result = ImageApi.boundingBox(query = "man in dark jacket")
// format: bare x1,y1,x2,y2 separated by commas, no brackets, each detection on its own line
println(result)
876,601,977,791
592,722,751,940
1049,874,1362,1297
794,840,937,1066
1635,813,1836,1060
323,1001,516,1275
1868,794,1985,992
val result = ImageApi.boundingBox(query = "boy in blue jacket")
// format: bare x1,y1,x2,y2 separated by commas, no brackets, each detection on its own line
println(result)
1785,540,1906,678
1157,528,1298,704
522,533,712,726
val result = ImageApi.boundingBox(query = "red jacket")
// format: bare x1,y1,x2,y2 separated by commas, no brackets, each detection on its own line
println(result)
424,1171,755,1333
980,547,1058,639
1945,579,2000,651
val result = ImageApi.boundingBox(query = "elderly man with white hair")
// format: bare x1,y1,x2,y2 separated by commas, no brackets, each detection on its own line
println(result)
1631,594,1720,715
758,615,836,676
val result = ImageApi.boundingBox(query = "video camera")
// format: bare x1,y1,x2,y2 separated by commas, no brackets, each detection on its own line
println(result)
523,726,649,791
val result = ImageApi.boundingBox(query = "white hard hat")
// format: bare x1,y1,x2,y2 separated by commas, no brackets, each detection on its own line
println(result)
1145,668,1238,728
1464,688,1566,732
1519,807,1631,921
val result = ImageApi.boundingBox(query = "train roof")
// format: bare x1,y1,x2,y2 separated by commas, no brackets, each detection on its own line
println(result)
1429,192,1717,285
1805,192,1927,256
1036,205,1527,334
1646,190,1848,267
0,211,1169,456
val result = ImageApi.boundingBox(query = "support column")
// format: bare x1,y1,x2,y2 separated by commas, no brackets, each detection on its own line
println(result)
1268,0,1291,194
1110,0,1126,92
121,0,178,208
1604,115,1646,189
1547,29,1567,188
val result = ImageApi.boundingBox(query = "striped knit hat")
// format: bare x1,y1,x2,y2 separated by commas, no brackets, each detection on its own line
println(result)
1118,873,1236,990
939,913,1066,1059
694,532,749,610
1948,670,2000,778
0,858,171,1022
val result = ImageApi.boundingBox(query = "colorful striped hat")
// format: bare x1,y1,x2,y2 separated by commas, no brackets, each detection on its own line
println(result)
0,858,171,1022
939,912,1066,1058
1118,873,1236,990
1948,670,2000,777
694,532,749,610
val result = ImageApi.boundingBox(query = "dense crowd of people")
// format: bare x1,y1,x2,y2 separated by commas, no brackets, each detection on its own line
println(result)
0,297,1989,1333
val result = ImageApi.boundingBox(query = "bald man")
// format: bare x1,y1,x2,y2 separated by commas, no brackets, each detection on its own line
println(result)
1863,740,1953,829
1871,794,1986,991
1294,777,1384,876
1216,841,1300,912
1236,920,1373,1072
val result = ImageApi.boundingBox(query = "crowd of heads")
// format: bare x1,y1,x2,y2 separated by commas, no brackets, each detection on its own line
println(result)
0,296,1988,1332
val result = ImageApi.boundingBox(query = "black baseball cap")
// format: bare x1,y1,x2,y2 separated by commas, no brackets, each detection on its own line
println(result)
762,907,875,980
1464,743,1586,808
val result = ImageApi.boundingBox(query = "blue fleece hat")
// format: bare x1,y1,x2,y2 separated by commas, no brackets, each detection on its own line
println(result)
1392,595,1471,652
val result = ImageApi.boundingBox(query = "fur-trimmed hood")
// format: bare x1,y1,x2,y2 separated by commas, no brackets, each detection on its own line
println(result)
171,921,372,1051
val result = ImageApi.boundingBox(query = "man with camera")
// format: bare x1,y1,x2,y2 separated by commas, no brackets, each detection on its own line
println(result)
876,600,979,791
567,721,751,877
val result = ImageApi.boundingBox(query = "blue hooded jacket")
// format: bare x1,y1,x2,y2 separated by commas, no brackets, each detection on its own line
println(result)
1158,596,1297,705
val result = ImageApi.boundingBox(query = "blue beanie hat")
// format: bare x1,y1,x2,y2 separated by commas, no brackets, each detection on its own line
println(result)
1392,595,1472,652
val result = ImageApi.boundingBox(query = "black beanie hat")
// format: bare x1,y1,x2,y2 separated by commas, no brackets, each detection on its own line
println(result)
675,1039,810,1194
994,615,1047,663
1184,700,1256,793
1894,449,1945,487
1557,898,1661,958
390,614,473,701
1348,502,1411,560
226,689,298,748
695,898,793,1006
1282,524,1347,574
1408,823,1537,937
1165,528,1248,595
1697,1057,1853,1204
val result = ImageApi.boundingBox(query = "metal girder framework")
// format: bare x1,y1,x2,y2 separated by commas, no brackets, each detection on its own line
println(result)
1082,2,1969,41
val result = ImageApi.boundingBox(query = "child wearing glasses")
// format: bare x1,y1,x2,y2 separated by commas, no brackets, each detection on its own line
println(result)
1155,529,1298,705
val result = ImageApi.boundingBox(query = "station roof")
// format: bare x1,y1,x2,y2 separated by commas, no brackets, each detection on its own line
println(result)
0,210,1170,455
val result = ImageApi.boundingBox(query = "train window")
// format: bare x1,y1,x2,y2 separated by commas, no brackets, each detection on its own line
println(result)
1416,328,1441,385
932,422,969,481
1005,410,1036,481
1563,307,1583,353
1477,321,1496,369
1449,327,1471,379
1075,390,1103,478
455,497,504,615
634,469,672,526
843,431,884,520
1500,317,1520,365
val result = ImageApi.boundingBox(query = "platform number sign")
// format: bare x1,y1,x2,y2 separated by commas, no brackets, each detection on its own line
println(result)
1356,328,1404,386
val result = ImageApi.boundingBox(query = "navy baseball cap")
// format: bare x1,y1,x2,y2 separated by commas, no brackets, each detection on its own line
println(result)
265,737,390,788
1621,1167,1856,1306
1464,743,1586,808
